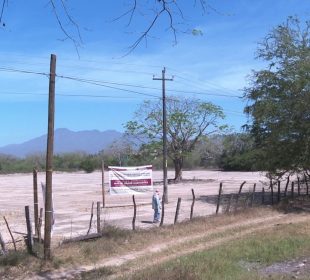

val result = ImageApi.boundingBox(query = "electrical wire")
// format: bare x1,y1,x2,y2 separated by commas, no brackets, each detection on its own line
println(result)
0,66,242,100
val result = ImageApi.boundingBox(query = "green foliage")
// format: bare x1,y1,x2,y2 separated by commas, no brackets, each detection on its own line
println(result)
125,96,225,180
219,133,258,171
245,17,310,176
79,155,100,173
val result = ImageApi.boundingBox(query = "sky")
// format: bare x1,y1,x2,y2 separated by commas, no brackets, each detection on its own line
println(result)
0,0,309,146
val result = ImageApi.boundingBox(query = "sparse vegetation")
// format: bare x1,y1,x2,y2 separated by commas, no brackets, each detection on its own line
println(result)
119,221,310,280
1,208,310,280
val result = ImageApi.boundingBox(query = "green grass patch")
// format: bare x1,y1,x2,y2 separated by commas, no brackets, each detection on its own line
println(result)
125,222,310,280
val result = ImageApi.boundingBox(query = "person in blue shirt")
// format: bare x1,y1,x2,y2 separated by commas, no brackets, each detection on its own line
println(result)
152,189,161,223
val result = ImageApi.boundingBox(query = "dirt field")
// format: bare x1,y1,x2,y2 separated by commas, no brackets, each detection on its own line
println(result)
0,170,269,243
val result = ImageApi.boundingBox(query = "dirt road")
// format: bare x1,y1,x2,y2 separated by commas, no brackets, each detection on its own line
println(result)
25,211,309,280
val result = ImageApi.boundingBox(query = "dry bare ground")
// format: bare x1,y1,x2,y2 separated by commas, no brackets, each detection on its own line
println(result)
0,170,308,279
0,170,268,242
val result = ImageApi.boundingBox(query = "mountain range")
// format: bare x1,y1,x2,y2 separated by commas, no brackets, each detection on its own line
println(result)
0,128,123,157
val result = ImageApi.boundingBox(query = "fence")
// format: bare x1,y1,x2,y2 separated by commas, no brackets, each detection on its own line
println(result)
0,172,309,254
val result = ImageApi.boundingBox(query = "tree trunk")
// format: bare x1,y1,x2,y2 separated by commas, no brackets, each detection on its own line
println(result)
173,158,183,182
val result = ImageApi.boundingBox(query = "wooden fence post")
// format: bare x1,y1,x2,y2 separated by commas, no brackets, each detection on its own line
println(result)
250,183,256,207
216,182,223,214
270,180,274,205
190,189,195,220
3,216,16,251
97,202,101,233
174,198,181,224
235,181,246,211
160,194,165,227
284,176,290,197
25,206,33,254
297,177,300,196
262,187,265,204
38,208,43,243
87,202,94,235
291,182,294,199
101,161,105,208
305,174,309,196
132,195,136,231
277,181,281,202
33,168,39,236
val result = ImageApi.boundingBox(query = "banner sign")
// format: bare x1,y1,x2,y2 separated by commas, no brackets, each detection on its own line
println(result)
108,165,153,194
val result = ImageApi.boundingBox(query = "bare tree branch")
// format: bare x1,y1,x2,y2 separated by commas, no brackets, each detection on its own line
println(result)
59,0,83,43
49,0,81,56
0,0,8,26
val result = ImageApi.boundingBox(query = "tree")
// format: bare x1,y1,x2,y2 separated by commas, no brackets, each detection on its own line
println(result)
219,133,258,171
125,96,225,181
244,17,310,177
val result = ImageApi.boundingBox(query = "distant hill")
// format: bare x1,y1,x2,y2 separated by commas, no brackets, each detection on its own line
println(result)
0,128,123,157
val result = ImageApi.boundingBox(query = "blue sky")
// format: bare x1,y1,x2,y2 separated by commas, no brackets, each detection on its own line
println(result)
0,0,309,146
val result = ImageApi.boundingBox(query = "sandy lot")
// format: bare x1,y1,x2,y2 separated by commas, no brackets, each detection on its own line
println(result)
0,170,268,244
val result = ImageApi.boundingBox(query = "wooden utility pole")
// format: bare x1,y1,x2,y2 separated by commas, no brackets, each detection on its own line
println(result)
44,54,56,260
153,67,173,203
33,168,39,235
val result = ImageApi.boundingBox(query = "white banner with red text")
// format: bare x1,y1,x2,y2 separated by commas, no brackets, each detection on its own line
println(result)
108,165,153,194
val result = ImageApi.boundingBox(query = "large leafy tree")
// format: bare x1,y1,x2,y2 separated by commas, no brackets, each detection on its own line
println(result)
125,96,225,181
245,17,310,177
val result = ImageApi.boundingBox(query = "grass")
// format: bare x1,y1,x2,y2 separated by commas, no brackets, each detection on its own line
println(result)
1,207,309,279
53,207,274,265
123,222,310,280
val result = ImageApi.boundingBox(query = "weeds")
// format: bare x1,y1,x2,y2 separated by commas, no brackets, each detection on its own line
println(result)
125,222,310,280
0,250,28,266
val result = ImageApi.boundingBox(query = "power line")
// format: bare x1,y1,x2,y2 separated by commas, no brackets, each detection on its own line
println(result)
0,67,48,77
0,67,161,98
0,66,242,99
56,74,162,99
0,91,153,99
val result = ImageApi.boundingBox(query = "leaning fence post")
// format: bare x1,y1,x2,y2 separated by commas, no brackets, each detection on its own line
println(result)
25,206,33,254
174,198,181,224
87,202,94,235
97,201,101,233
3,216,16,251
132,195,136,231
284,176,290,197
250,183,256,207
235,181,246,211
291,182,295,198
216,182,223,214
190,189,195,220
160,194,165,227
